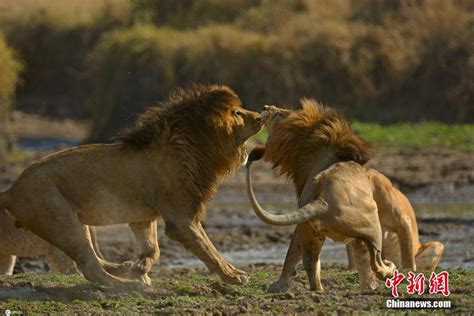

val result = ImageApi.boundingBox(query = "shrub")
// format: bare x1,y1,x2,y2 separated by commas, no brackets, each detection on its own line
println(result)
0,33,22,161
0,0,131,118
87,24,292,141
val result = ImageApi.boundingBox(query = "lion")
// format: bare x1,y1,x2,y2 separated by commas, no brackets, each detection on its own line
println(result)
347,168,444,271
0,84,263,288
246,101,396,292
0,209,108,275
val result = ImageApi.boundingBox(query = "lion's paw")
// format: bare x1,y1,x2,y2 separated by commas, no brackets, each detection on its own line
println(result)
139,273,152,286
383,259,396,272
222,272,249,285
267,280,291,293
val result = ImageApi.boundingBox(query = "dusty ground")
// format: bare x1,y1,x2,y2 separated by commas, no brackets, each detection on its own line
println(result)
0,113,473,313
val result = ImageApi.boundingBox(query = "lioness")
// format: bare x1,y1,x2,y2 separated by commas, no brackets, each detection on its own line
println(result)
0,84,262,287
347,169,444,271
246,101,395,292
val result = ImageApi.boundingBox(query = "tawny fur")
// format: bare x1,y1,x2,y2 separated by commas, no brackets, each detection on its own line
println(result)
264,99,370,196
119,84,248,212
247,101,395,293
0,209,106,275
347,169,444,271
0,84,262,288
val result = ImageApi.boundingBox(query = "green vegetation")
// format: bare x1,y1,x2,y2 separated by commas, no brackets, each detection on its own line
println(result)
0,0,131,118
251,122,474,151
353,121,474,151
0,267,472,314
0,0,472,141
0,33,22,162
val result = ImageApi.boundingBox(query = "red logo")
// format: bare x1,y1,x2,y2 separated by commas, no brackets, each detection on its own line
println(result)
429,271,450,296
385,270,405,297
407,272,425,295
385,270,450,297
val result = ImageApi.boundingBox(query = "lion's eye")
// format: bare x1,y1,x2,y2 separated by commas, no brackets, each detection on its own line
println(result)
232,109,242,116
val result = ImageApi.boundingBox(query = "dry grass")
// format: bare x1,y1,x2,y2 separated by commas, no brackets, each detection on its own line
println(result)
0,0,472,139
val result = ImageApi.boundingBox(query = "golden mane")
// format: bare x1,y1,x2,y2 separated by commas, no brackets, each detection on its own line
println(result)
264,98,370,193
118,84,246,211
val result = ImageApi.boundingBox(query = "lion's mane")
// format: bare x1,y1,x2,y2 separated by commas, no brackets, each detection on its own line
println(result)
118,84,246,210
265,99,370,193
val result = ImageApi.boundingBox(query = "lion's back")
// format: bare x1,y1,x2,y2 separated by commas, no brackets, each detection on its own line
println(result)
317,161,375,210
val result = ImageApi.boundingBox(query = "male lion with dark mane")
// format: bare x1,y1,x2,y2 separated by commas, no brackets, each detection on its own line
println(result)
0,84,262,288
246,101,395,292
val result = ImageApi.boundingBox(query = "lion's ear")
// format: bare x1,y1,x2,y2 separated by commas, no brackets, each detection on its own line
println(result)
247,146,266,166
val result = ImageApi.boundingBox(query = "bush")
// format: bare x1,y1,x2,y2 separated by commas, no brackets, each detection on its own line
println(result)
87,24,293,141
0,33,22,161
0,0,131,118
1,0,472,141
88,0,473,141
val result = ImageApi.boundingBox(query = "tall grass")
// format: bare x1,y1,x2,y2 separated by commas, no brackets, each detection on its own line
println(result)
252,122,474,151
0,0,472,140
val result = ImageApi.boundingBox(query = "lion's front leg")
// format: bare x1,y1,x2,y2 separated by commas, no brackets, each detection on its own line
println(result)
268,228,302,293
127,219,160,285
165,220,248,285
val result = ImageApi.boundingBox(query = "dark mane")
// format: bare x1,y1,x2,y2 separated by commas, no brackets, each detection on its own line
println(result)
118,84,240,146
117,84,246,213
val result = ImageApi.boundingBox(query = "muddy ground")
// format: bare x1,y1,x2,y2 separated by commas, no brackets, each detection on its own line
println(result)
1,266,472,314
2,142,473,272
0,112,473,313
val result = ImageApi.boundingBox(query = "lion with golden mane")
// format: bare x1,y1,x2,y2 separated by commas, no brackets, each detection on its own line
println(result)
246,100,395,292
0,84,262,287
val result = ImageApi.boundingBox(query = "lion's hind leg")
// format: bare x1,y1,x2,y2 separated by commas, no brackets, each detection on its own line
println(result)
297,223,325,292
9,188,142,289
0,255,16,275
364,239,396,281
80,226,136,280
349,240,377,291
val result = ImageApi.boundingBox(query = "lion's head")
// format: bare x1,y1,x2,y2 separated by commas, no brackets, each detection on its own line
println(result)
260,99,370,194
119,84,263,209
